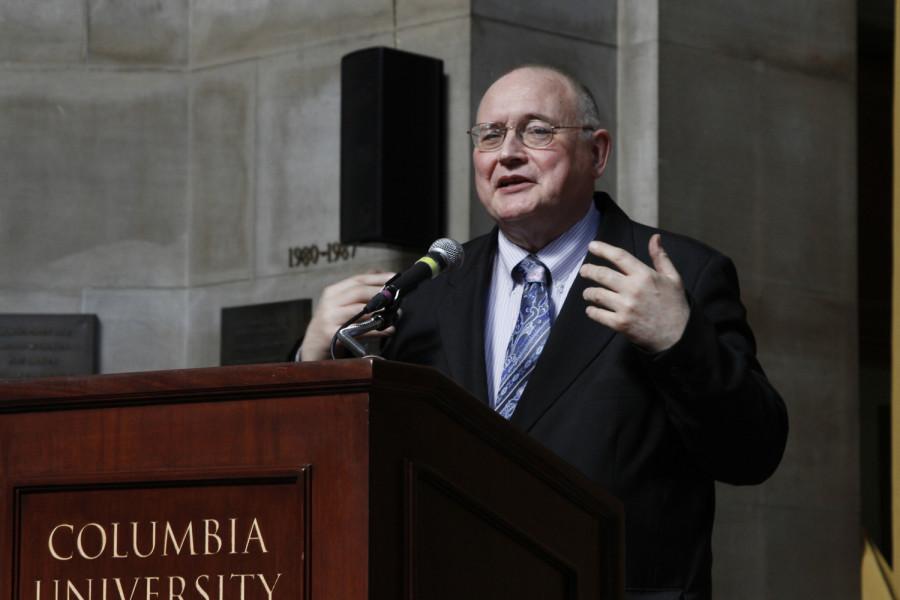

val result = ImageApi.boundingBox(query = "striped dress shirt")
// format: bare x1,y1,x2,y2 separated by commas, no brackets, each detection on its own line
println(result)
484,204,601,405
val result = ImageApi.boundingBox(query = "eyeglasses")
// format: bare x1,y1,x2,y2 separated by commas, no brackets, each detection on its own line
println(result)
467,120,596,151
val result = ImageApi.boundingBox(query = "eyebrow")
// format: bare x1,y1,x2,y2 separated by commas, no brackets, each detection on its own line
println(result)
480,113,556,125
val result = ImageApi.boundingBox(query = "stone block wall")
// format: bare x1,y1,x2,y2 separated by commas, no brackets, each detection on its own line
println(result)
0,0,481,373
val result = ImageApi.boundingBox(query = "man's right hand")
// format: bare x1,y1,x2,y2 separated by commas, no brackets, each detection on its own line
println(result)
299,272,397,362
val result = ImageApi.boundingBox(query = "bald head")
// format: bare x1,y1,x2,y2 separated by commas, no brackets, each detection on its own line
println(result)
485,66,602,130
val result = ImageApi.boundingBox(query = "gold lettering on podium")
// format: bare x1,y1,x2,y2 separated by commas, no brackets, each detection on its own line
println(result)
35,575,283,600
34,519,282,600
48,524,74,561
76,524,106,560
162,522,195,557
132,522,157,558
44,519,268,560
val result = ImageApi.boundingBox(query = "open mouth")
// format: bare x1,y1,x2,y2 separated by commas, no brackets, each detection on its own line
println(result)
497,175,533,189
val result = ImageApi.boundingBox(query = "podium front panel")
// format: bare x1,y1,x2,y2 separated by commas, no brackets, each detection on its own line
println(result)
14,470,309,600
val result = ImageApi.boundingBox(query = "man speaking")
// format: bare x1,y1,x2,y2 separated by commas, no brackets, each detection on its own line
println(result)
301,65,788,598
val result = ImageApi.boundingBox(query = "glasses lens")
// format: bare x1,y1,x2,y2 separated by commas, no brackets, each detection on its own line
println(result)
472,124,506,150
522,121,554,147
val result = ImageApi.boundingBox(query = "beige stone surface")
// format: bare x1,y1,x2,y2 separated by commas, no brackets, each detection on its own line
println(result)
190,62,256,285
616,37,659,226
0,290,82,314
396,0,470,28
658,43,855,298
82,288,189,373
88,0,189,65
473,0,615,46
713,500,859,598
0,0,85,63
660,1,855,80
0,71,189,289
191,0,394,66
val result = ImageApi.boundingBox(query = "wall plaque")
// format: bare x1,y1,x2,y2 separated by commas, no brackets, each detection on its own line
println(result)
0,314,99,379
15,472,309,600
220,300,311,366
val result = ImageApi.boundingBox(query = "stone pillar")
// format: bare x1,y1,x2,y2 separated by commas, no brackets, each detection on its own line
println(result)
617,0,659,226
619,2,859,597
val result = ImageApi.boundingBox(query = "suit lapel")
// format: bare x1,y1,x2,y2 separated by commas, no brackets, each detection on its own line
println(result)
437,232,496,405
510,193,635,431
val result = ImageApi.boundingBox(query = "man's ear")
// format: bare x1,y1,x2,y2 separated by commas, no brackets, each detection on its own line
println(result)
590,129,612,178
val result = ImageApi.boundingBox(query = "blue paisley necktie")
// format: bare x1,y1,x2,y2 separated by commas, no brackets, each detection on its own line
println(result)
494,255,551,419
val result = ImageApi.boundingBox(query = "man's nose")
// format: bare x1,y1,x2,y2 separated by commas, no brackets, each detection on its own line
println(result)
498,128,527,165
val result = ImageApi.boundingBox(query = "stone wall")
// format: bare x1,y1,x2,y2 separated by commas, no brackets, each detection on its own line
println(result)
0,0,478,372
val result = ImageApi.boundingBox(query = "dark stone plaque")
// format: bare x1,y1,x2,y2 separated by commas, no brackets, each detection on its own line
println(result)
0,314,99,379
221,299,312,366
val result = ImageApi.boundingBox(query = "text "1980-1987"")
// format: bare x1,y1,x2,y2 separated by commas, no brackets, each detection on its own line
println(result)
288,243,357,268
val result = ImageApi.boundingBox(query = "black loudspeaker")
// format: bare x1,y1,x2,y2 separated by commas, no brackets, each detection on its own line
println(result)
340,47,445,249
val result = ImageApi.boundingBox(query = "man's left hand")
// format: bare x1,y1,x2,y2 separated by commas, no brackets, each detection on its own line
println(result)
579,234,690,353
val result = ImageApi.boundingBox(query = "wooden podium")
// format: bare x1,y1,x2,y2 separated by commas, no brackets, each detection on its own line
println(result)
0,359,622,599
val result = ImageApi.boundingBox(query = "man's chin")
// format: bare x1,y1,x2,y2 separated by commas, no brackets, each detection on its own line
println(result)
493,209,548,237
486,193,541,219
492,208,539,226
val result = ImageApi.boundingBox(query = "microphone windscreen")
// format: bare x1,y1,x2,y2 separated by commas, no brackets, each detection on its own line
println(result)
428,238,464,270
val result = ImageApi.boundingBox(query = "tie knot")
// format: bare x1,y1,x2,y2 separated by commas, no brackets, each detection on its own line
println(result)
514,255,549,285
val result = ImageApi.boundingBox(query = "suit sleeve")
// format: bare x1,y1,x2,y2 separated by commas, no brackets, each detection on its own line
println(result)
645,252,788,485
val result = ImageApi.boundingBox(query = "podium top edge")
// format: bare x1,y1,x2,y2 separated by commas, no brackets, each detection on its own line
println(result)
0,359,384,409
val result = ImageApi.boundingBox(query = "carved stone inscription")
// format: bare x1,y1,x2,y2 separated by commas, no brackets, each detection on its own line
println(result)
220,300,311,366
0,314,99,379
16,475,307,600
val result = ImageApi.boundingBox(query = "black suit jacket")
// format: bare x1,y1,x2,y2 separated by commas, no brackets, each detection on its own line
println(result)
383,193,788,599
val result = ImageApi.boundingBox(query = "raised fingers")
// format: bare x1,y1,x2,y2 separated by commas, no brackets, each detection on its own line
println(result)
587,240,645,274
582,285,620,312
322,272,395,305
584,305,621,330
648,234,682,282
579,263,626,290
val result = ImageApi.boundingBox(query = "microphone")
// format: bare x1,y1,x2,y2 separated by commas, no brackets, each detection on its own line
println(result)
364,238,464,312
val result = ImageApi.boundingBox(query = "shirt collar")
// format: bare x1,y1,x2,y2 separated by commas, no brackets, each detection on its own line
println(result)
496,202,600,284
